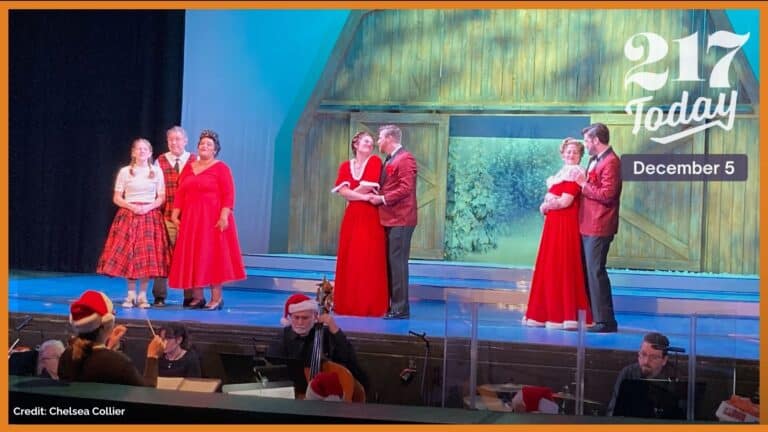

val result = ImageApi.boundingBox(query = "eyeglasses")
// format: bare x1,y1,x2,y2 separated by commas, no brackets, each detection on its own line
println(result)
638,351,664,361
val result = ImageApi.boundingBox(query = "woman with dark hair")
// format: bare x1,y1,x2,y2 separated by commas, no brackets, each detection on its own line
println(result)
96,138,170,309
158,323,201,377
58,290,164,386
169,129,246,310
330,131,388,317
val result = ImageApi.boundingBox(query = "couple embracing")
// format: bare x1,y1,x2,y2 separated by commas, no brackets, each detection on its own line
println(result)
330,125,418,320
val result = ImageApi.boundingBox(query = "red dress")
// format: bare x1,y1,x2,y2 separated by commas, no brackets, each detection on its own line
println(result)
332,155,389,317
523,177,594,329
169,161,246,289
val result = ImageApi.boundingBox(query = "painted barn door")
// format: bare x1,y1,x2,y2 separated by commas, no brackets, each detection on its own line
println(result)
594,115,703,271
350,112,449,259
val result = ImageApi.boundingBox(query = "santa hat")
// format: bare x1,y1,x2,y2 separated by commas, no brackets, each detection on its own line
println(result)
305,372,343,401
69,290,115,334
517,385,557,413
280,293,318,326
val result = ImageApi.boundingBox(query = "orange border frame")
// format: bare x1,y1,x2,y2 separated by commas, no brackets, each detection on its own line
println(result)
0,2,765,432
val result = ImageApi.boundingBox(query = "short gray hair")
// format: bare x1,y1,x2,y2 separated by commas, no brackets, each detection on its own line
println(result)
36,339,66,375
166,125,188,140
378,124,402,144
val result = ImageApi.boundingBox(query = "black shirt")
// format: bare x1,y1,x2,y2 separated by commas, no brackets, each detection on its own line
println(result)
266,325,368,394
58,347,158,387
159,350,202,378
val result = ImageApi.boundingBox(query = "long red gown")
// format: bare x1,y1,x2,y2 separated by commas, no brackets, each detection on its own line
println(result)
332,155,389,317
523,177,594,329
169,161,246,289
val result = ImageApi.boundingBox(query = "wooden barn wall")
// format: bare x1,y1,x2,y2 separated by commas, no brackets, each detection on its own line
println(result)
323,9,730,108
288,113,350,255
595,114,706,272
703,117,759,275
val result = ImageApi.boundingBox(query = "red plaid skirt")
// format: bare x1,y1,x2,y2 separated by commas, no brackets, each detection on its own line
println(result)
96,207,171,279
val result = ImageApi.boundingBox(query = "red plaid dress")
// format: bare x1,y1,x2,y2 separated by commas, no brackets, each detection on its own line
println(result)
96,166,171,279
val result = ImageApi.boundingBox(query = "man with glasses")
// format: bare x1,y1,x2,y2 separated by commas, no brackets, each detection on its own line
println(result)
606,332,676,416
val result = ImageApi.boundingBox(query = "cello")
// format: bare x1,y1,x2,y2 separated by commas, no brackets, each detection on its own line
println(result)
303,276,366,402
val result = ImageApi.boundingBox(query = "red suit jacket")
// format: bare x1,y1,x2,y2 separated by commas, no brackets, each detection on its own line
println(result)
378,149,418,227
579,148,622,236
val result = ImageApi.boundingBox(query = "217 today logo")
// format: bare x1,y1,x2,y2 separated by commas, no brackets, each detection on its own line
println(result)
623,31,750,144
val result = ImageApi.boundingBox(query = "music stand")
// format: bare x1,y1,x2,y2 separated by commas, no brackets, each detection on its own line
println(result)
218,352,292,385
9,350,38,376
613,379,705,420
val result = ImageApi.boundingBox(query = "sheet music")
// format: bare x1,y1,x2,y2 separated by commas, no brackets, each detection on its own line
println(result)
156,377,221,393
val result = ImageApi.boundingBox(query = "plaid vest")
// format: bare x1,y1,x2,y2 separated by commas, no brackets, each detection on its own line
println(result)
157,153,197,220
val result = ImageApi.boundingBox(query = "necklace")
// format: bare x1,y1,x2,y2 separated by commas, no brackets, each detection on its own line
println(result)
351,155,370,180
165,348,185,362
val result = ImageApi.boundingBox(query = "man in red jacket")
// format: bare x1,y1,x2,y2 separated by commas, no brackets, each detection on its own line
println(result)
575,123,622,333
370,124,418,320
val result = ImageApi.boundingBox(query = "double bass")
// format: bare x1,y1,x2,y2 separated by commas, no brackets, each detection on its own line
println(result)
303,276,366,402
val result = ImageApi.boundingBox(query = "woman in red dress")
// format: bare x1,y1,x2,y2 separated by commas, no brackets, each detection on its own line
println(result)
331,131,389,317
523,138,594,330
169,130,246,310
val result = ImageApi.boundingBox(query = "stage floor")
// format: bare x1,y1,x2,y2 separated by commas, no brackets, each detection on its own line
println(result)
8,268,759,361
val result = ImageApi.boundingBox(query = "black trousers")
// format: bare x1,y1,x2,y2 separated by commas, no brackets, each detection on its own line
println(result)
581,234,616,326
385,226,415,315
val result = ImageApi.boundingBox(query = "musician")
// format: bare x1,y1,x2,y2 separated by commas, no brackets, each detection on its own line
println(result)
266,293,368,398
36,339,66,379
606,332,676,416
58,290,164,387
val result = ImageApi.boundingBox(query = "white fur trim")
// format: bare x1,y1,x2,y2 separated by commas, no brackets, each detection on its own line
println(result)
331,181,351,194
280,317,291,327
537,398,559,414
288,300,317,315
70,311,115,334
70,313,102,333
546,164,585,188
349,156,373,181
359,180,379,189
522,317,544,327
305,382,343,402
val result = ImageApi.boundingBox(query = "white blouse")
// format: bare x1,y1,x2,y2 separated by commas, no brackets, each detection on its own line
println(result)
114,165,165,203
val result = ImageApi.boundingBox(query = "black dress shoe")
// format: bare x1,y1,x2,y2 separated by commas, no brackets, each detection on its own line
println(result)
152,298,166,307
587,323,618,333
186,299,206,309
383,312,410,320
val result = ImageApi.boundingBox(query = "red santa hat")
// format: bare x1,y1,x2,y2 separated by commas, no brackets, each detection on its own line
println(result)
280,293,318,326
513,385,557,413
305,372,343,401
69,290,115,334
